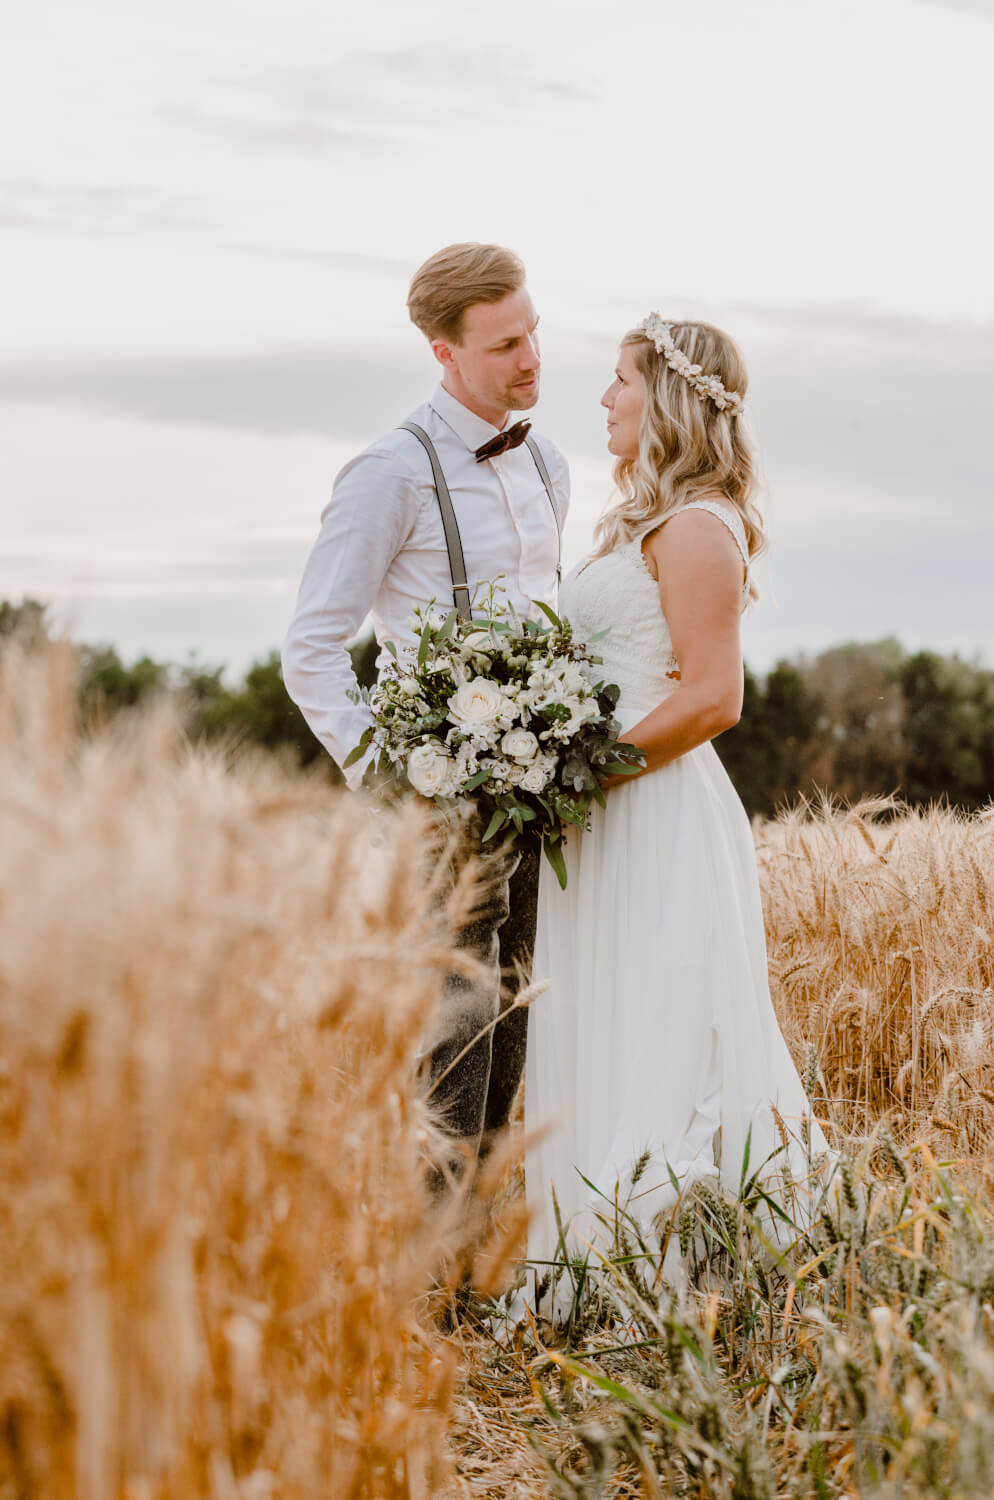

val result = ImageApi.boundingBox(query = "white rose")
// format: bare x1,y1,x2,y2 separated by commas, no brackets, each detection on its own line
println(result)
521,761,553,794
407,742,452,797
448,677,505,728
505,762,526,786
501,728,539,762
397,677,420,697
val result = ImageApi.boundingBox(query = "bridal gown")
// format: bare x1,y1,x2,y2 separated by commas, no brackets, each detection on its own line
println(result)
523,501,827,1308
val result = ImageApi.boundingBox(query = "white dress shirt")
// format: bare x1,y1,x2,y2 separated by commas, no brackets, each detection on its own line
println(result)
282,383,570,784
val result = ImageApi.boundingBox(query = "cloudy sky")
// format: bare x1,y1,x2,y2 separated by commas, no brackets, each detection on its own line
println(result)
2,0,992,677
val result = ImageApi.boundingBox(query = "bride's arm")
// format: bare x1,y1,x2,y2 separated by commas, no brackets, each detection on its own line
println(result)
603,509,745,784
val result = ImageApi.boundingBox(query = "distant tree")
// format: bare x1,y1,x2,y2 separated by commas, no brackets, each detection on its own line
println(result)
0,597,49,647
716,661,823,817
185,635,377,778
803,639,905,802
78,645,169,719
899,651,992,808
174,661,229,716
193,651,327,768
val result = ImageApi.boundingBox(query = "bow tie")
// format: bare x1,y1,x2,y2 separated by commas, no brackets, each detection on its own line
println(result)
474,419,532,463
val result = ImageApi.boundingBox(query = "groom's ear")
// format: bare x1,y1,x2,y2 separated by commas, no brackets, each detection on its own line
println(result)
430,337,457,371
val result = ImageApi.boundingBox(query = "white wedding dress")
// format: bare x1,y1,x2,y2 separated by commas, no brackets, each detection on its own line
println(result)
522,501,827,1315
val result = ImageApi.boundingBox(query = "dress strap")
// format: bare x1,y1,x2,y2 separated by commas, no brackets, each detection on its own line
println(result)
680,499,749,569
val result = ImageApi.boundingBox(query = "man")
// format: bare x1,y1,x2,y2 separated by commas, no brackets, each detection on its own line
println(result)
282,242,569,1172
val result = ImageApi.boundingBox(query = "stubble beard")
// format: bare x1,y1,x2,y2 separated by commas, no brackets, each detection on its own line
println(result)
504,375,541,413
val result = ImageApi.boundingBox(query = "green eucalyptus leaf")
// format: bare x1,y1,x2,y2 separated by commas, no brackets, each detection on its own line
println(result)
482,808,508,841
343,725,374,768
543,835,568,890
532,599,563,630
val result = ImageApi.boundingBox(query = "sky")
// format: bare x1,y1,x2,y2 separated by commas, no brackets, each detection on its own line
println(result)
2,0,993,679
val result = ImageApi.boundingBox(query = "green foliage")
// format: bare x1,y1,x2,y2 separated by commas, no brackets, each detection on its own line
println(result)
0,597,49,646
717,638,994,816
716,661,823,817
80,645,170,717
497,1139,994,1498
899,649,993,809
189,651,323,765
3,595,993,811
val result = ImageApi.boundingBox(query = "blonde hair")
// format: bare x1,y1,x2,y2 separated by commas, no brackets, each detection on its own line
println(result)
407,242,526,343
593,320,766,602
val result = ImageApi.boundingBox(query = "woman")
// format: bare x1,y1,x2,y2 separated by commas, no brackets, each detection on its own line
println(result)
523,315,826,1315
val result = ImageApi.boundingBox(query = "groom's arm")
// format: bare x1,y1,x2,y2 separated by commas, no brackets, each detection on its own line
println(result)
281,451,413,787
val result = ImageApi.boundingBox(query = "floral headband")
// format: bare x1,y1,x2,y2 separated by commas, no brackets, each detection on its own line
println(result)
638,312,745,416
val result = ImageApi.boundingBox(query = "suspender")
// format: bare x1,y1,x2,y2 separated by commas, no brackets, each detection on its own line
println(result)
524,434,563,586
397,421,562,623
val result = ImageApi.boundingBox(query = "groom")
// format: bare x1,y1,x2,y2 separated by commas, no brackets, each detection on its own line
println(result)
282,242,570,1174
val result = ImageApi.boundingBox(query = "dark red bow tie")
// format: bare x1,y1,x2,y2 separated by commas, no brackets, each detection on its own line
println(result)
474,419,532,463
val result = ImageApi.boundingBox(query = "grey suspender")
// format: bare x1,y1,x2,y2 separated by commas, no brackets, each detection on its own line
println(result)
397,421,562,623
524,434,563,585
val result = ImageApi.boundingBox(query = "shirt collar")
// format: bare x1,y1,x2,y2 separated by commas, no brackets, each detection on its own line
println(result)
429,383,507,453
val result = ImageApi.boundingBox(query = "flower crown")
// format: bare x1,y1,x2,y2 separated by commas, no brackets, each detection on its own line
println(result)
638,312,745,416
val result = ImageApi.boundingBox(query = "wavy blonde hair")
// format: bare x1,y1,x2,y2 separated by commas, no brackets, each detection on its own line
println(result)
592,320,766,602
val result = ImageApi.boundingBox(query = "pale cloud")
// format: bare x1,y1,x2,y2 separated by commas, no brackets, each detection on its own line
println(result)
2,307,990,525
0,182,216,235
914,0,994,17
167,46,589,159
3,303,993,675
2,0,992,673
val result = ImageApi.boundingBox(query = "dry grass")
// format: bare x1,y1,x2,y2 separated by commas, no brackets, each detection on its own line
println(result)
761,797,994,1143
0,643,516,1499
5,642,994,1498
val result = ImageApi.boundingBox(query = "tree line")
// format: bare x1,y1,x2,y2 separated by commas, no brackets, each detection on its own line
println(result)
3,598,992,817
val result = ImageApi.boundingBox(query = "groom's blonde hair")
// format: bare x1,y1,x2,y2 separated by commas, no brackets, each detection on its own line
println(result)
407,243,526,343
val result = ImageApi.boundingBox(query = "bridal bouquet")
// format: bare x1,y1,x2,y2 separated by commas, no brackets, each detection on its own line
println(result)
346,590,643,887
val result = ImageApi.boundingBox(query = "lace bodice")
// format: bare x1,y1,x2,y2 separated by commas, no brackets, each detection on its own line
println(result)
561,501,749,729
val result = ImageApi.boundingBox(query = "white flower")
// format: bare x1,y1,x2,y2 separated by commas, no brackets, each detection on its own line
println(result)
495,694,520,728
397,677,420,697
501,728,539,762
459,628,497,656
521,759,554,793
441,762,468,798
407,742,452,797
448,677,506,728
454,742,479,779
504,762,526,786
568,699,600,731
465,719,502,750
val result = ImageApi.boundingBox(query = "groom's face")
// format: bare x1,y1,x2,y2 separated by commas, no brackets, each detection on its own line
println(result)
433,287,541,426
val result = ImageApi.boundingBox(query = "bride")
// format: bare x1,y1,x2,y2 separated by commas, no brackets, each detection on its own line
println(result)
522,314,827,1316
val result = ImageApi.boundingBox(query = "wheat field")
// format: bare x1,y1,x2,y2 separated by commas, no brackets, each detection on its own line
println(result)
4,643,994,1498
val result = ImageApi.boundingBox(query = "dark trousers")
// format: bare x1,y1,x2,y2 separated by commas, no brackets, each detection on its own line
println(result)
425,842,540,1164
